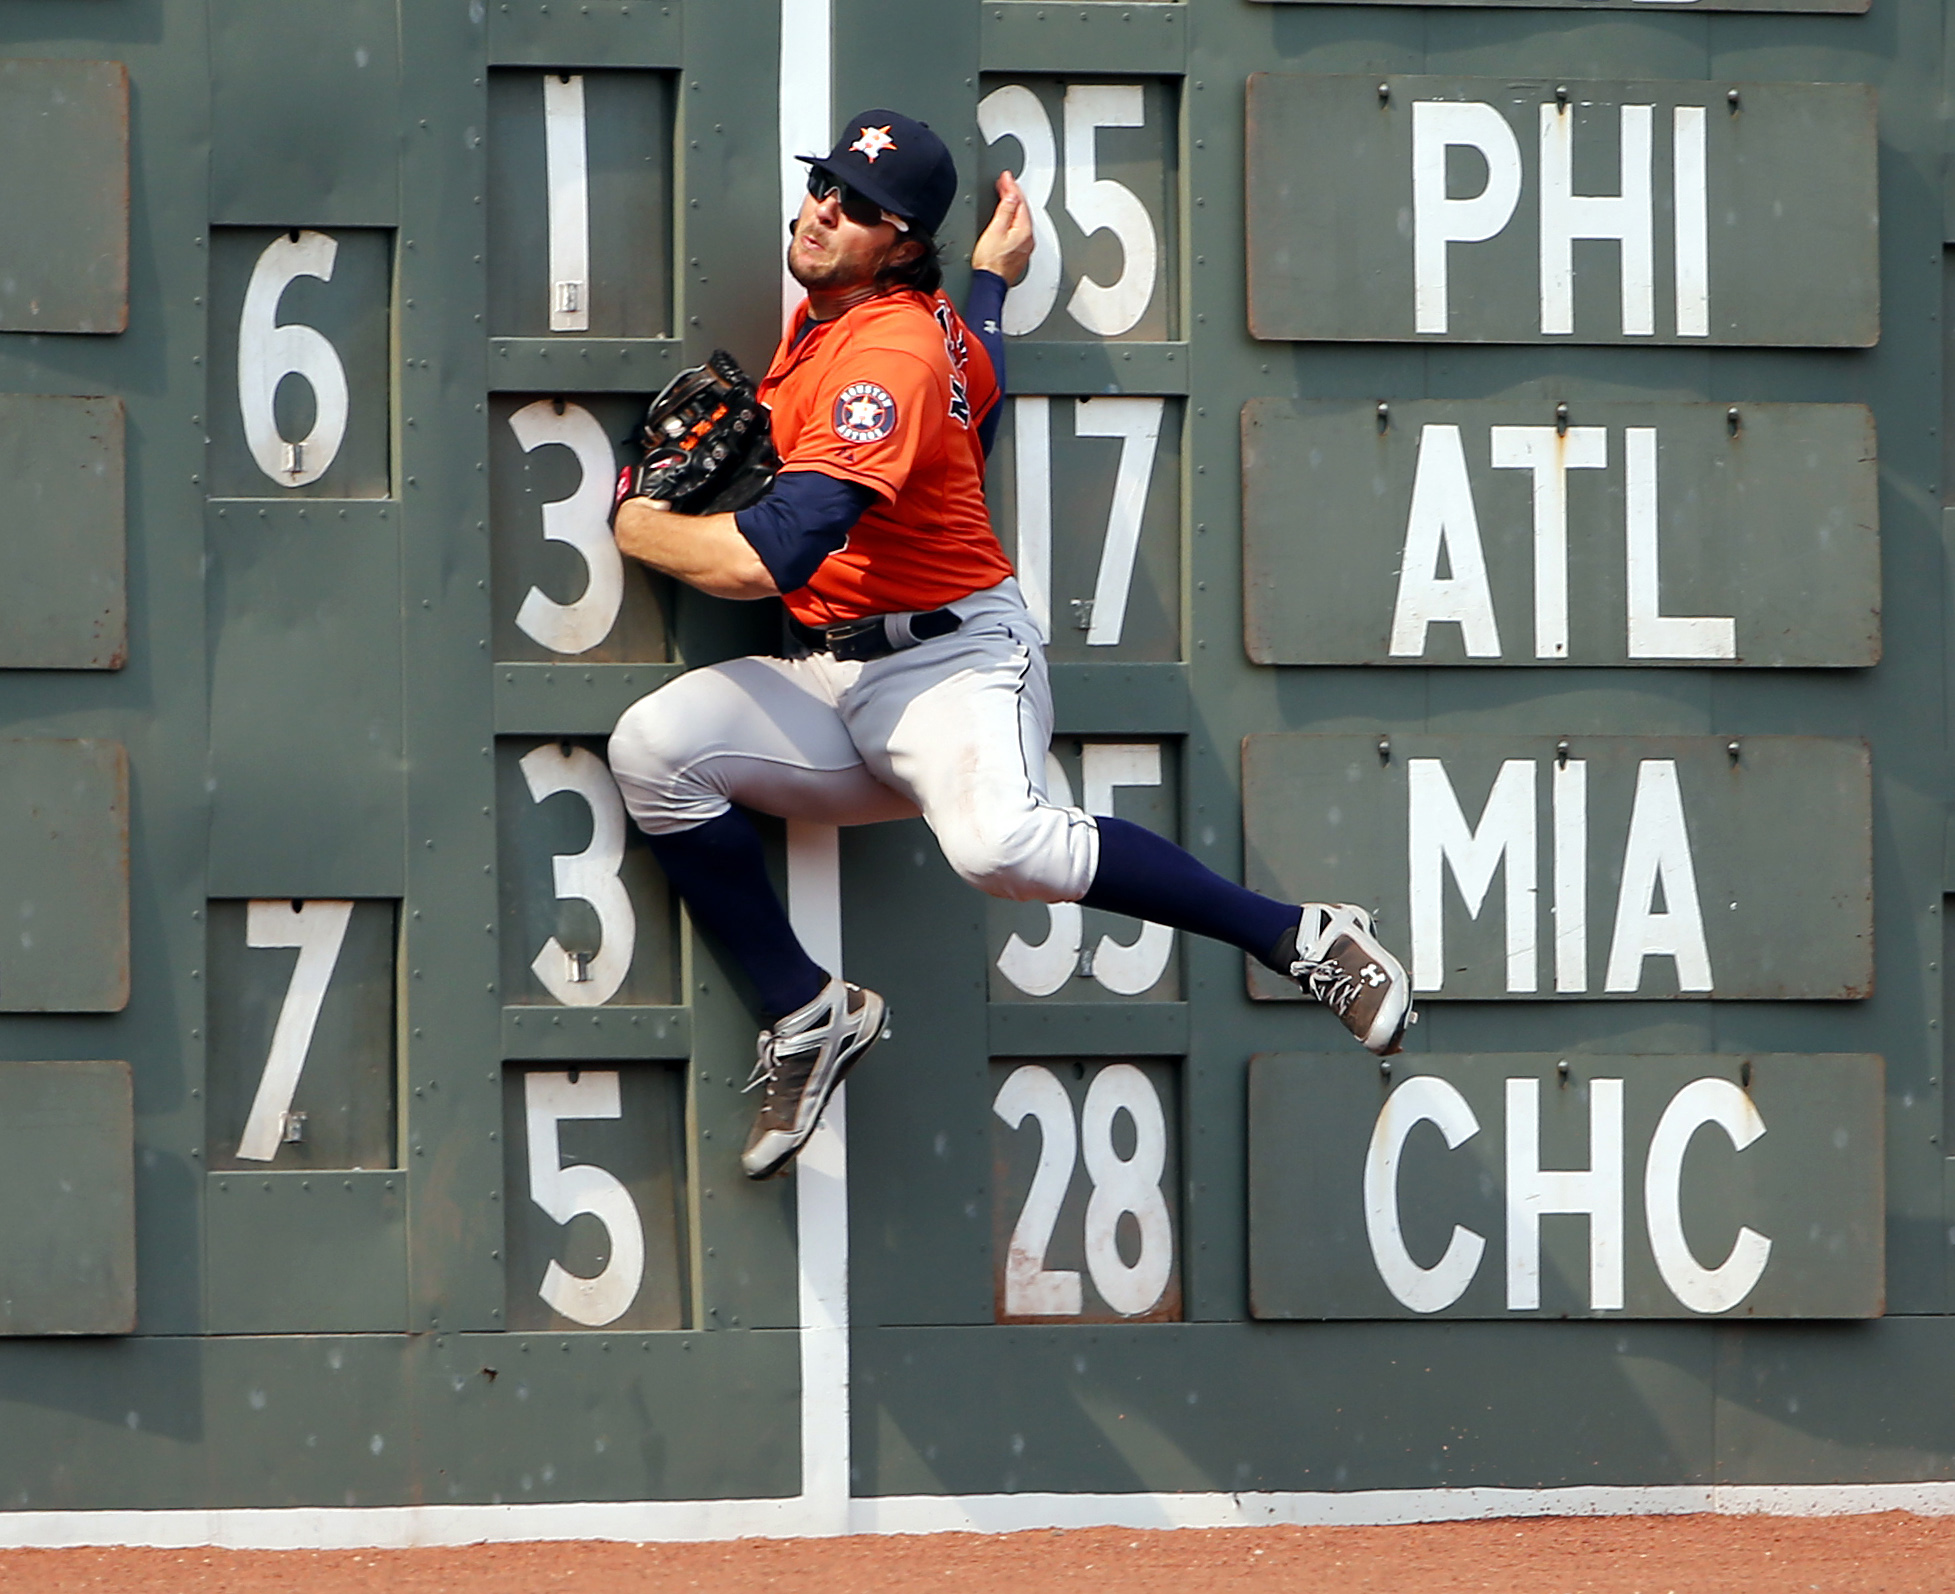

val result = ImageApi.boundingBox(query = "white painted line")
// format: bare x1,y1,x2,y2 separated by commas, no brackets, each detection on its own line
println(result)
778,0,830,329
544,73,591,333
777,0,844,1531
786,819,849,1534
1010,396,1051,640
14,1484,1955,1549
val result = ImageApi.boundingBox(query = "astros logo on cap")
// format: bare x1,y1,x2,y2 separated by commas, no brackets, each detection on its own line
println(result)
849,124,897,162
833,381,897,444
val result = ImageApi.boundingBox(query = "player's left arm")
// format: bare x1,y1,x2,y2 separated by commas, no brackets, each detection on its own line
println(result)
967,172,1034,455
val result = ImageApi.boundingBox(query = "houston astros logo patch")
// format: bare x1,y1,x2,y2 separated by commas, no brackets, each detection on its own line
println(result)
833,381,898,443
849,124,897,162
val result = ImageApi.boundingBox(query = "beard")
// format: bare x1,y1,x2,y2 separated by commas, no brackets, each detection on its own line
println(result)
787,250,852,291
787,221,881,293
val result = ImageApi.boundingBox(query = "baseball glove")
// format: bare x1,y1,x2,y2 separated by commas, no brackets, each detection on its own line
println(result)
612,349,781,519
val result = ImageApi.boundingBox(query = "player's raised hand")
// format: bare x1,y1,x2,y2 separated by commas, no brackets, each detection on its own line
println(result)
973,170,1035,288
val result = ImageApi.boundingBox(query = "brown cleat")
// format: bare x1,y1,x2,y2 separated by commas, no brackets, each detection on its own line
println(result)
740,978,889,1178
1289,903,1415,1056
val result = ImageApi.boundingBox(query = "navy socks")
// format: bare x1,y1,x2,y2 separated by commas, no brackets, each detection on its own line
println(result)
1080,816,1299,971
644,809,829,1021
649,812,1300,1019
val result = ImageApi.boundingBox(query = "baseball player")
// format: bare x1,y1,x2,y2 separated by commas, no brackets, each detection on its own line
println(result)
608,110,1413,1180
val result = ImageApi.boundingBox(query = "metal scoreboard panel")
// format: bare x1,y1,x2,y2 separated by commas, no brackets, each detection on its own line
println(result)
989,738,1183,1004
1242,400,1880,668
0,0,1943,1524
486,70,676,341
1248,1053,1884,1320
1246,75,1879,347
988,395,1184,664
1254,0,1866,8
1242,734,1873,1002
489,392,676,665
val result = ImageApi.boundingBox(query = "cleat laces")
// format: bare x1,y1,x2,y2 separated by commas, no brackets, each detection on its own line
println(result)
741,1040,778,1095
1304,961,1364,1019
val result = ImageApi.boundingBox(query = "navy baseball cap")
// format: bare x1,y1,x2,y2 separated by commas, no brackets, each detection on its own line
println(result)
799,109,957,236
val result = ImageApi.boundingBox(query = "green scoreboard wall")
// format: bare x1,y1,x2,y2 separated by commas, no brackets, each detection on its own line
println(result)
0,0,1946,1536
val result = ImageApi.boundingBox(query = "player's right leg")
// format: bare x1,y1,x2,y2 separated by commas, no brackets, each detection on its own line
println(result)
841,585,1414,1056
609,656,914,1177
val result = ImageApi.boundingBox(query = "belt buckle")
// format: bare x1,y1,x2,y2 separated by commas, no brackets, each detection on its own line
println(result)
824,617,886,662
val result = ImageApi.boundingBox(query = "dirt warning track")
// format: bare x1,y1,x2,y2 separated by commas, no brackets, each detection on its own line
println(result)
4,1513,1954,1594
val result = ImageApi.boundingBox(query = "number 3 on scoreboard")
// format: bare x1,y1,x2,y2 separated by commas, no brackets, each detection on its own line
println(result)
520,743,636,1005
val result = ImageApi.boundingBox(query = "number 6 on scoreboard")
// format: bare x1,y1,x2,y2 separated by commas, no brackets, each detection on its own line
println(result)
236,230,350,488
236,899,353,1163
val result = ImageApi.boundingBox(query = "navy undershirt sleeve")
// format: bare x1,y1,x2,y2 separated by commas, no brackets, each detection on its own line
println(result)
965,269,1009,457
733,470,877,593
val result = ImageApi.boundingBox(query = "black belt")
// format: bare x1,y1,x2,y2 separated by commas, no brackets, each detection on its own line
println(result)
788,606,962,662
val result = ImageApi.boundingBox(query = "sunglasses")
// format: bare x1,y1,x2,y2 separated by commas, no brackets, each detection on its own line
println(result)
806,170,909,232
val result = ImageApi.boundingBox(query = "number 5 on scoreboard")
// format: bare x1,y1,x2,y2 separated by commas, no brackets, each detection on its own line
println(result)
236,899,353,1162
523,1070,645,1328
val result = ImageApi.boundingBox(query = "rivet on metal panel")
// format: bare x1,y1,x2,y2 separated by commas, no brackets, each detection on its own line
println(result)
1728,739,1742,763
1555,85,1568,108
1377,735,1390,765
1556,739,1570,768
1740,1059,1752,1089
1727,407,1742,436
1727,88,1741,112
1556,1058,1569,1085
1555,402,1569,436
1378,1059,1391,1080
1375,402,1389,433
1377,83,1390,105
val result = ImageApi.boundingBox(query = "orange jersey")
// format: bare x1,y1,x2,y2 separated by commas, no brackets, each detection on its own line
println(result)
759,288,1012,625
